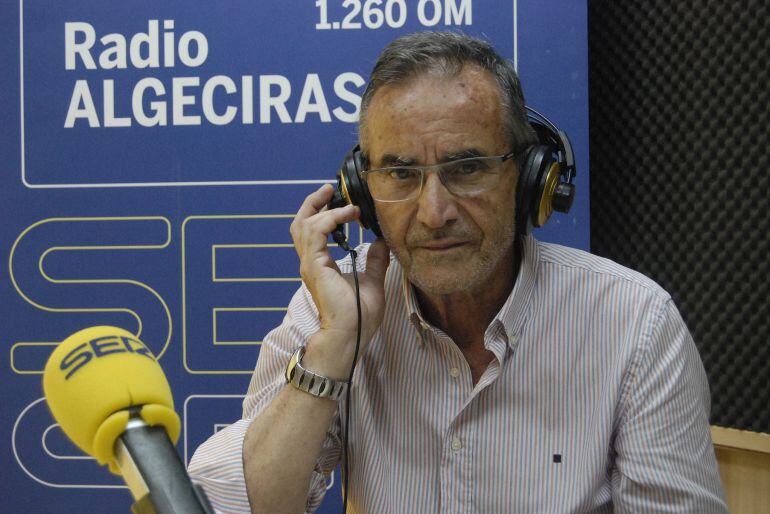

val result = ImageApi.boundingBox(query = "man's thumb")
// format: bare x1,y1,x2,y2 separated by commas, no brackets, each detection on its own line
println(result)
365,238,391,282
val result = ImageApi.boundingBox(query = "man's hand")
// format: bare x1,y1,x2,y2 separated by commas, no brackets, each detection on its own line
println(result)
290,184,391,379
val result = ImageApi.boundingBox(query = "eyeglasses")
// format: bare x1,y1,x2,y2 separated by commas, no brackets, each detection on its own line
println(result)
361,152,516,203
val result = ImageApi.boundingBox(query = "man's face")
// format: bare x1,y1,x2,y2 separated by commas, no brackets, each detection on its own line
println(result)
363,65,519,296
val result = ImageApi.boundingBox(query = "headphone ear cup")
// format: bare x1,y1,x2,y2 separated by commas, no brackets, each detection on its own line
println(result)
517,145,561,235
516,146,546,235
339,147,382,237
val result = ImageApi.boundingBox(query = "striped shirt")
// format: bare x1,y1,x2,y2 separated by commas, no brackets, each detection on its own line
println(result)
188,235,728,513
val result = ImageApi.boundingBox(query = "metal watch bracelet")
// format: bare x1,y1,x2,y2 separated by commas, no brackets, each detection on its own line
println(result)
284,346,348,401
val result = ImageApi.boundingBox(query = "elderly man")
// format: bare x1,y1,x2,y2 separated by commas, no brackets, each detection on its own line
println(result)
189,32,727,513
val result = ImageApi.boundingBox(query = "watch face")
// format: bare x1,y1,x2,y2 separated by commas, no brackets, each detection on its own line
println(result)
285,347,303,383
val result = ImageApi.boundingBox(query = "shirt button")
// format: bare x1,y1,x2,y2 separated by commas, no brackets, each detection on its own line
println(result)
449,367,460,378
451,438,463,451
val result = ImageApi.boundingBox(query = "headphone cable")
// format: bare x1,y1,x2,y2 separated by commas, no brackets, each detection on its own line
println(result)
333,233,361,514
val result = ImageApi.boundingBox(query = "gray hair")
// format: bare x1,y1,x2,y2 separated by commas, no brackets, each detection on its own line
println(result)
359,31,537,156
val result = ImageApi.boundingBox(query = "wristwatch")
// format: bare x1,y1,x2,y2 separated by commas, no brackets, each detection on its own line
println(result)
285,346,348,401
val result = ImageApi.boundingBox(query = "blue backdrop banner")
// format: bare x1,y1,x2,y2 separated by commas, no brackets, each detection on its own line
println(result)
0,1,588,512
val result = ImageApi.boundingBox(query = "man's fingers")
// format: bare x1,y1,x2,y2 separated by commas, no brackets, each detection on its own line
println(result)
292,185,360,245
291,186,361,268
295,184,335,221
293,206,359,245
305,204,359,235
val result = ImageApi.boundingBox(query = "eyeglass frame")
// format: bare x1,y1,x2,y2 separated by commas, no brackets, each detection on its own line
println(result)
359,151,518,203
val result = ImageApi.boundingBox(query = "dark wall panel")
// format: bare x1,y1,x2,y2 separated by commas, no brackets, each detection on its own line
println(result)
588,1,769,433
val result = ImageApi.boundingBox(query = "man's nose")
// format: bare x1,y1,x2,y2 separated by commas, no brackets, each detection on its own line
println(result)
415,171,459,229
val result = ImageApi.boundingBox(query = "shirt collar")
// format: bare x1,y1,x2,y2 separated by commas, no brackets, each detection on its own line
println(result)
402,270,430,336
402,235,539,350
494,234,538,349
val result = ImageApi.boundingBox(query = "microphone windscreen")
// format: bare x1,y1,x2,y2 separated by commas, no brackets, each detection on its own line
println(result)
43,326,175,460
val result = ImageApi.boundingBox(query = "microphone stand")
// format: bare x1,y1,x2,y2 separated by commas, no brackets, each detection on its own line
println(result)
114,414,215,514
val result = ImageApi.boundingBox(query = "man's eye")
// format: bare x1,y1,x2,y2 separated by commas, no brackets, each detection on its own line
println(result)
387,168,418,181
449,159,487,175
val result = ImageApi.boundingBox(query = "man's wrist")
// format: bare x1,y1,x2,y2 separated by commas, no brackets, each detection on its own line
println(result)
285,346,349,401
301,331,358,379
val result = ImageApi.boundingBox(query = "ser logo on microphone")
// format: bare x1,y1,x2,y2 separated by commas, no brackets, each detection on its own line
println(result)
60,335,155,380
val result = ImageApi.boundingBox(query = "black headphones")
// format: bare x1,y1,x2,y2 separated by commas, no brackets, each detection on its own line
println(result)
328,106,576,239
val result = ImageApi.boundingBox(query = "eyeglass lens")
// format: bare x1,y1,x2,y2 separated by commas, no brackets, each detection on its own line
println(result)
365,156,505,202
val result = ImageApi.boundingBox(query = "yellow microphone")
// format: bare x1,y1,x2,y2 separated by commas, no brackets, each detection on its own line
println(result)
43,326,213,514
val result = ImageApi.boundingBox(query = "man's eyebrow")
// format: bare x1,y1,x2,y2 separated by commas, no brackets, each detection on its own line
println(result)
441,148,484,162
377,149,486,167
378,154,416,167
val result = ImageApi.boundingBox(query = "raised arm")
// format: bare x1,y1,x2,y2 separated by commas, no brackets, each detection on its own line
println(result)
190,184,390,514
